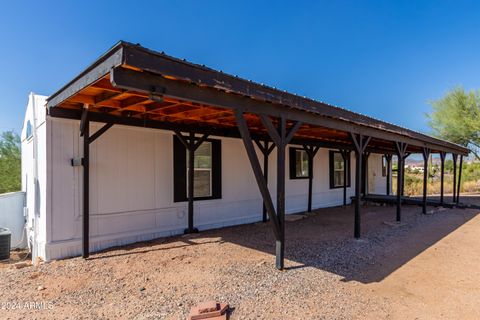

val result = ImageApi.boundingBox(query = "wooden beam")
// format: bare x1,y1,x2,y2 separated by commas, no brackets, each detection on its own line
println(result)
286,121,302,144
51,107,416,155
117,96,150,111
234,110,281,239
109,67,468,155
254,138,276,222
259,114,282,147
88,123,114,144
94,91,125,104
120,43,468,154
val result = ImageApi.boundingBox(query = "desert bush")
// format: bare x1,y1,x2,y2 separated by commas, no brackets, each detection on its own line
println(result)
462,180,480,193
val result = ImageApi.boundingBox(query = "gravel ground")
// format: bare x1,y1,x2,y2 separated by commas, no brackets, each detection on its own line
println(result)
1,196,479,319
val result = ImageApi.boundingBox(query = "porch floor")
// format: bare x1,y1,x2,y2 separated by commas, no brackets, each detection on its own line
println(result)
1,196,480,319
357,193,480,209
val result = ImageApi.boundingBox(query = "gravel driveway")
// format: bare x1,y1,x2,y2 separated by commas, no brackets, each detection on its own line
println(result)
1,197,479,319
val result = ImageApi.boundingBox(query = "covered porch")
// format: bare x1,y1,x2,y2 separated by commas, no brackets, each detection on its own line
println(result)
46,41,469,269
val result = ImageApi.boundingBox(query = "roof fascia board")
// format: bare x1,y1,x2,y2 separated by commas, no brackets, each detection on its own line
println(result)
110,67,468,155
121,44,468,155
46,44,125,109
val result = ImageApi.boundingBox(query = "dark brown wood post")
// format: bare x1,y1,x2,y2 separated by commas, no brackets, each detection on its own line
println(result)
340,150,351,206
452,153,458,203
397,158,404,220
187,132,195,233
80,106,90,258
351,133,371,238
307,149,314,212
255,139,275,222
422,147,431,214
363,152,371,195
237,111,301,270
439,152,446,205
303,145,320,212
174,130,209,234
79,107,113,259
395,142,408,222
235,112,281,239
385,154,393,195
262,139,270,221
364,152,370,195
456,155,463,204
400,154,407,196
276,117,286,269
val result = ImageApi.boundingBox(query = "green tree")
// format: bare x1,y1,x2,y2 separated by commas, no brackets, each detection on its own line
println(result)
427,87,480,160
0,131,21,193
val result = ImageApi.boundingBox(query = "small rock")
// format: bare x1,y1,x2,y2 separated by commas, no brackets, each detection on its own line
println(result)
12,262,30,269
139,287,146,292
37,285,46,291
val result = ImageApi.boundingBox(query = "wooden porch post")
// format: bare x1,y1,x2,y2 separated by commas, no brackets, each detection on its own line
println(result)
275,117,287,269
351,133,371,238
255,139,275,222
385,154,393,196
81,106,90,259
395,142,408,222
456,155,463,204
340,150,351,206
452,153,458,203
303,145,320,212
174,130,209,234
236,111,301,270
79,105,114,259
439,152,446,205
422,147,431,214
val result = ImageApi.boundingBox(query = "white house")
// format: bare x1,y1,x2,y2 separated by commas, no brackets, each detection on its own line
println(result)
22,92,388,262
21,42,468,268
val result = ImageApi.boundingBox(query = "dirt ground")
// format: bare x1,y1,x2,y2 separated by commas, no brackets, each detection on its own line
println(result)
1,196,479,320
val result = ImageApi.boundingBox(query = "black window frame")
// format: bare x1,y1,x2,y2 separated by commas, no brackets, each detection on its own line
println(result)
289,147,310,180
329,150,351,189
173,136,222,202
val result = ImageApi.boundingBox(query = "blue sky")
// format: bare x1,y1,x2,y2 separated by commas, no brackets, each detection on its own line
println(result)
1,1,480,134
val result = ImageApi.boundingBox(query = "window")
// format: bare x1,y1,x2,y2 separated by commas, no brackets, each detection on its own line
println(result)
382,156,387,177
26,120,32,140
187,142,212,197
329,151,350,188
173,136,221,202
289,147,309,179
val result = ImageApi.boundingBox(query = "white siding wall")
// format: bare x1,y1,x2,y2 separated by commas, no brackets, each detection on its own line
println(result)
43,117,386,260
21,94,48,260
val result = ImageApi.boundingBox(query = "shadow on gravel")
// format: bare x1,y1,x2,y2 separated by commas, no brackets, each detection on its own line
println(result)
88,238,224,261
209,195,480,284
86,196,479,284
